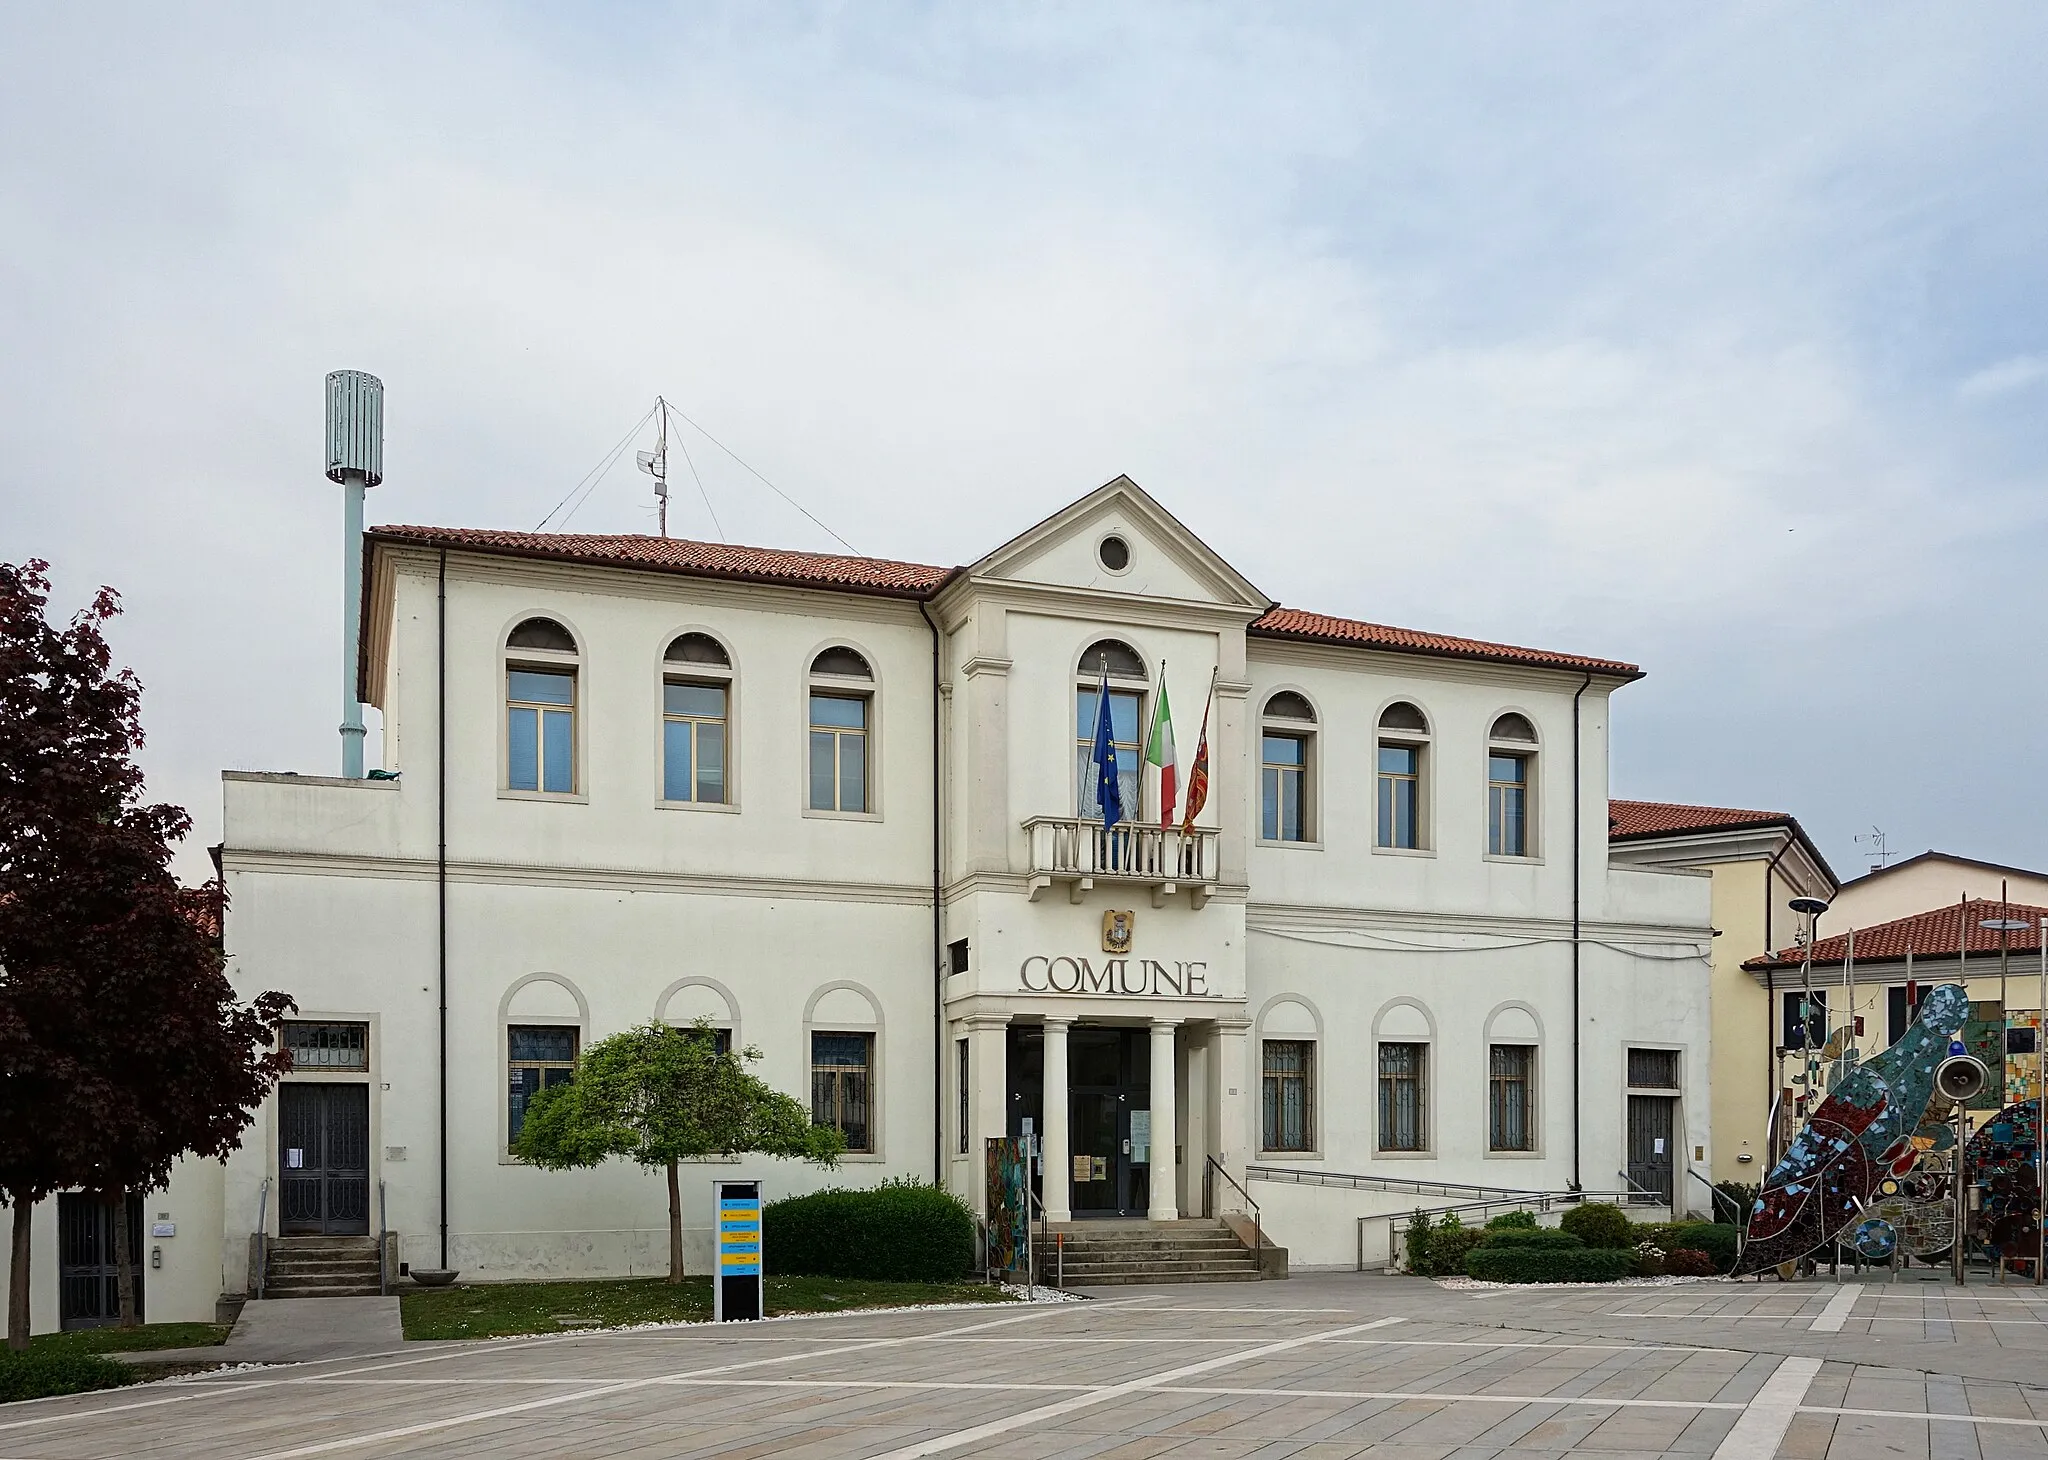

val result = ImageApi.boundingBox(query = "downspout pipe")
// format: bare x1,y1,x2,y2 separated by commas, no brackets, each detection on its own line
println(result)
437,549,450,1271
919,602,943,1186
1571,671,1592,1194
1760,838,1795,1166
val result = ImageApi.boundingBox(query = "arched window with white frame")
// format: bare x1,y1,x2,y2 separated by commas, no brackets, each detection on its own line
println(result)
505,617,579,795
1075,639,1146,821
662,632,732,804
1259,691,1317,844
1375,701,1430,850
1487,713,1538,857
808,646,874,813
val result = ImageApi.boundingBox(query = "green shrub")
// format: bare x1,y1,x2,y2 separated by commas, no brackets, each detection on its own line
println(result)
0,1351,138,1403
1417,1215,1485,1277
1463,1246,1637,1283
1404,1210,1433,1273
1712,1182,1759,1226
1666,1248,1717,1277
1484,1209,1539,1231
1559,1201,1633,1249
1635,1221,1738,1273
1634,1241,1667,1277
764,1179,975,1282
1480,1228,1582,1250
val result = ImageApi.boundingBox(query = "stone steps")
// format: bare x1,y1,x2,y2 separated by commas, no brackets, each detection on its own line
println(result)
264,1237,382,1299
1032,1219,1263,1286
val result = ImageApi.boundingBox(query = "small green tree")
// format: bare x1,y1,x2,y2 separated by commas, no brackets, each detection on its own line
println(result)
513,1021,842,1282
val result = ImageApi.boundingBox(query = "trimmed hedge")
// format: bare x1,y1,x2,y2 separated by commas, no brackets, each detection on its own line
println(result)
0,1351,139,1404
1464,1246,1637,1284
1480,1228,1583,1251
1636,1222,1738,1273
1485,1210,1539,1231
1558,1202,1633,1249
763,1180,975,1282
1666,1249,1717,1278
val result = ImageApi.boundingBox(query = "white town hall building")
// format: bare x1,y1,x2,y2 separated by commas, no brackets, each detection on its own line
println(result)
8,477,1716,1328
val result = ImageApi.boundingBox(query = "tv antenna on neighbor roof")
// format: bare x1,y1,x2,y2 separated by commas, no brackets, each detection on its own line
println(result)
636,398,670,537
1855,826,1891,875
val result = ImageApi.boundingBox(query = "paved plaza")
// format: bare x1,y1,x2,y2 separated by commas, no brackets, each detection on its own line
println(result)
14,1273,2048,1458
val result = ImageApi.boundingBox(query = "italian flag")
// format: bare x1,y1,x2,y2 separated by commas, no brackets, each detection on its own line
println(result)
1145,665,1177,828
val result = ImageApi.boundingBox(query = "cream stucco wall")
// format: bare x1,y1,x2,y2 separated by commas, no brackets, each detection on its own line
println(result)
1825,858,2048,934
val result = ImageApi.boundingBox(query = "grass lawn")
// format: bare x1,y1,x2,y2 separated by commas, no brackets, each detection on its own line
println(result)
21,1322,229,1357
402,1274,1015,1341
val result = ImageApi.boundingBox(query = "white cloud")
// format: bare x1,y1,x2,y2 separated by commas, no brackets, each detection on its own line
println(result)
1958,355,2048,399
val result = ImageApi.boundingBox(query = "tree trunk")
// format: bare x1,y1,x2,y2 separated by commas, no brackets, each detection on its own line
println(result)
7,1196,31,1352
112,1186,138,1328
666,1158,684,1283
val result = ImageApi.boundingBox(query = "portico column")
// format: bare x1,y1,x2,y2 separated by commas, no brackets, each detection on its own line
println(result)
1148,1018,1182,1221
965,1015,1010,1221
1041,1017,1072,1223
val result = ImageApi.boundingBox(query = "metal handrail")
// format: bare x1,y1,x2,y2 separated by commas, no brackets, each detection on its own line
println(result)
1205,1156,1263,1274
377,1179,389,1296
1616,1169,1663,1206
1248,1165,1550,1202
1363,1189,1637,1273
1686,1167,1745,1226
254,1179,270,1300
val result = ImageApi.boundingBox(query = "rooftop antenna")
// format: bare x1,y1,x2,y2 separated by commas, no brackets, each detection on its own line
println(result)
325,370,383,778
636,396,670,537
1855,826,1891,875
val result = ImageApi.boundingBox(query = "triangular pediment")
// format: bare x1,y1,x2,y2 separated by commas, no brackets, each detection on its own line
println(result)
962,476,1270,611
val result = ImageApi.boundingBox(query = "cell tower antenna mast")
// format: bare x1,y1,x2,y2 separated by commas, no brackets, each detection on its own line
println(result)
636,397,670,538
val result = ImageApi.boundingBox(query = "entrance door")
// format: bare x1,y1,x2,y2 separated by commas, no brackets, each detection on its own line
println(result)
279,1083,371,1235
1068,1028,1150,1218
57,1193,143,1331
1627,1095,1676,1205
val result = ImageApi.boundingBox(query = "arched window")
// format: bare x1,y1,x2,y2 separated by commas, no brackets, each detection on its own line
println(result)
662,633,732,804
505,618,578,795
1488,713,1537,857
809,647,873,813
1075,640,1147,819
1375,702,1430,850
1260,692,1317,844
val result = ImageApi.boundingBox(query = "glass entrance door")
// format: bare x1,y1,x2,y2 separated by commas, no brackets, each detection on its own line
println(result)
1067,1027,1150,1218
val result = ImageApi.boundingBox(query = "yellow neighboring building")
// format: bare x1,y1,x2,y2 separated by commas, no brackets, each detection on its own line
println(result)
1608,800,1838,1186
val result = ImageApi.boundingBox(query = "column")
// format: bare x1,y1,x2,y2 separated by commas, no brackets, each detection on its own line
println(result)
1148,1018,1182,1221
965,1015,1010,1220
1212,1018,1251,1189
1041,1017,1072,1223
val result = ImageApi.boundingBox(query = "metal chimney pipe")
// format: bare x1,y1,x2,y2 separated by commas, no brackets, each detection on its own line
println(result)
325,371,384,778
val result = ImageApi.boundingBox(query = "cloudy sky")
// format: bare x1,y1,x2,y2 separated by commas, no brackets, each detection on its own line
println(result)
4,5,2045,886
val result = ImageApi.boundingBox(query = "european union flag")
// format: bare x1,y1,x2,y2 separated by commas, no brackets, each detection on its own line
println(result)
1091,659,1124,832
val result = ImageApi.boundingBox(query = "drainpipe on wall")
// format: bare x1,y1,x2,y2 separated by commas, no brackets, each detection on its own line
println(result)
919,602,944,1186
1760,837,1794,1167
437,549,450,1271
1571,672,1592,1193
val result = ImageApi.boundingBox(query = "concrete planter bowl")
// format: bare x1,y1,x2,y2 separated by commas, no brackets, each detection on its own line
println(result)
409,1269,460,1287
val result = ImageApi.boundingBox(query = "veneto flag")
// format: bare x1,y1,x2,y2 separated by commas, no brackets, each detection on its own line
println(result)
1144,665,1177,828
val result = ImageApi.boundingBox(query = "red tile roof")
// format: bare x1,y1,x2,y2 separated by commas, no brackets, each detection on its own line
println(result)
371,527,1638,676
369,526,958,599
1247,608,1641,678
1610,799,1793,840
1743,898,2048,971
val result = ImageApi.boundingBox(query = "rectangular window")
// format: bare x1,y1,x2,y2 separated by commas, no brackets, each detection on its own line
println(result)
1261,735,1308,842
1488,753,1529,856
957,1038,970,1155
1376,744,1420,849
507,669,576,794
1887,986,1932,1046
1075,687,1142,820
662,681,727,803
283,1021,369,1071
809,693,869,812
1261,1040,1314,1151
1627,1048,1680,1089
507,1025,577,1148
1489,1045,1534,1151
1377,1042,1427,1151
811,1032,873,1152
1781,991,1826,1052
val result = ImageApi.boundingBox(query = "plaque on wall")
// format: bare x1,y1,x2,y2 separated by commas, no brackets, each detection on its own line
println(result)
1101,909,1134,954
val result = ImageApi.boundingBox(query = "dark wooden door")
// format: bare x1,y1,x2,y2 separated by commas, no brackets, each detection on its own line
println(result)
57,1193,144,1330
1068,1028,1150,1217
1627,1094,1677,1205
279,1083,371,1235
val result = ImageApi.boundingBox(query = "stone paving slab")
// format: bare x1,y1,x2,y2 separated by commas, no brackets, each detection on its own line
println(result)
17,1275,2048,1457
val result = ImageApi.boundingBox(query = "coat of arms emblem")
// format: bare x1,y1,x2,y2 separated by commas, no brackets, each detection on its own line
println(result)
1101,909,1134,955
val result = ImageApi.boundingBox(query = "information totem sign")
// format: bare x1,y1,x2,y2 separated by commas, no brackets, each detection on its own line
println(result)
713,1180,763,1322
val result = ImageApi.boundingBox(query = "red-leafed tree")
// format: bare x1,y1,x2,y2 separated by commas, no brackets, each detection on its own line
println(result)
0,560,293,1348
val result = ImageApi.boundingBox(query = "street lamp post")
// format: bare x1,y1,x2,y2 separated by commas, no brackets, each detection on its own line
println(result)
1980,914,2030,1284
1789,896,1831,1278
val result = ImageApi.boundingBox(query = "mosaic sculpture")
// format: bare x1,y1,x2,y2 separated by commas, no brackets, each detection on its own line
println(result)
1733,983,1971,1275
1963,1099,2041,1272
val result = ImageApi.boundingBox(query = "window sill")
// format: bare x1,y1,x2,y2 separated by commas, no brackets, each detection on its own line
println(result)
1257,1148,1323,1160
834,1150,885,1162
1483,853,1543,866
1256,838,1323,851
499,789,588,805
1371,845,1435,859
657,799,741,815
1372,1148,1435,1160
803,807,883,823
1483,1149,1545,1160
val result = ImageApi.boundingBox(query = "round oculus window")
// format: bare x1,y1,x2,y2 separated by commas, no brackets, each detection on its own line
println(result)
1097,534,1131,572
